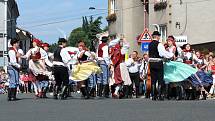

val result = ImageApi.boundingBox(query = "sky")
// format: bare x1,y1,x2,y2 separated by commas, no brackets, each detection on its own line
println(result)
16,0,108,44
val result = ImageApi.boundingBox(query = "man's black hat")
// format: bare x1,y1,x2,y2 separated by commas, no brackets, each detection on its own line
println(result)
10,38,19,46
58,38,67,45
152,31,161,36
101,36,108,43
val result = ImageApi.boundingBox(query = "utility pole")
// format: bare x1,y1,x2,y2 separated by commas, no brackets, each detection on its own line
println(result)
143,0,149,29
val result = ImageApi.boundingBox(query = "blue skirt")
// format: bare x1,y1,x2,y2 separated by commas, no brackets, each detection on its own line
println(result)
189,71,213,87
164,61,198,84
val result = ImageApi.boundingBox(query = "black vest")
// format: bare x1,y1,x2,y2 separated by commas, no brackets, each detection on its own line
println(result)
148,40,161,58
53,47,63,62
78,53,88,62
148,40,163,69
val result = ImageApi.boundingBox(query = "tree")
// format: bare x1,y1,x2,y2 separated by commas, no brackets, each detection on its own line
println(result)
68,27,89,47
68,16,105,51
49,43,58,52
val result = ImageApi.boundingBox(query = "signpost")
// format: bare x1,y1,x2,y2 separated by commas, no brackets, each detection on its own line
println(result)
138,28,152,52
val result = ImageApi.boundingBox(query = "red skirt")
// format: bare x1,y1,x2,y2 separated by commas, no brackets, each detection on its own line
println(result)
114,64,123,84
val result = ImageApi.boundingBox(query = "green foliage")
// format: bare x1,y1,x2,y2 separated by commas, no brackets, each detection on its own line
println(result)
68,16,105,51
49,43,58,53
68,27,89,47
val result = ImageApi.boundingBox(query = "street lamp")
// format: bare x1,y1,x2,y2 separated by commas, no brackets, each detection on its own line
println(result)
89,7,119,11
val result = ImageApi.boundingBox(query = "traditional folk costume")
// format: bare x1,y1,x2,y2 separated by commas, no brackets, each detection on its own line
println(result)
148,31,174,100
40,43,54,98
164,39,197,100
109,38,131,98
7,41,21,101
180,45,212,100
164,44,198,84
96,36,110,98
63,46,79,97
189,55,213,99
71,44,101,99
125,57,142,98
139,57,149,97
194,54,207,70
25,39,52,97
52,38,73,100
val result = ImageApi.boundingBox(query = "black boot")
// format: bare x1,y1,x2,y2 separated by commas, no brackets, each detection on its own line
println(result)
11,88,20,101
152,84,157,100
67,85,72,97
7,88,12,101
176,86,182,100
165,84,170,100
53,86,59,99
42,87,48,98
97,83,103,97
123,85,129,98
103,84,109,98
135,86,140,98
201,91,207,100
80,87,86,97
90,88,96,97
158,85,164,101
59,86,68,100
84,87,90,99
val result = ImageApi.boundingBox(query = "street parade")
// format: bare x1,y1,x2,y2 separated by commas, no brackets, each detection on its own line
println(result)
0,31,214,101
1,0,215,121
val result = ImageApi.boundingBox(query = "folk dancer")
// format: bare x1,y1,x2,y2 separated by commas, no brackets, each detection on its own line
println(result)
148,31,174,100
52,38,71,100
71,41,101,99
96,36,111,98
40,43,54,98
109,36,131,98
25,39,51,98
7,39,22,101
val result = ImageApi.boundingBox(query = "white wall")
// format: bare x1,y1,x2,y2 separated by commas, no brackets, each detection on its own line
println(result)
109,0,146,54
172,0,215,45
149,0,215,45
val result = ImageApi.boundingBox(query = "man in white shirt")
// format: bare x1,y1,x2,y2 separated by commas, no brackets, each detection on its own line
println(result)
125,51,142,98
7,39,21,101
139,53,149,97
53,38,72,100
148,31,174,100
97,36,110,98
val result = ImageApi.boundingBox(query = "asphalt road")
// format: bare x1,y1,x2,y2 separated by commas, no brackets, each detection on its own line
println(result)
0,93,215,121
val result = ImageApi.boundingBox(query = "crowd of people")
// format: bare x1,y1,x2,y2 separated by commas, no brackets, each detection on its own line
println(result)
1,30,215,101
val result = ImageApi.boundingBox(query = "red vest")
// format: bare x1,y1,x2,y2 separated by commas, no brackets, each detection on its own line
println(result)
110,44,125,66
98,43,107,57
30,48,41,61
8,47,18,62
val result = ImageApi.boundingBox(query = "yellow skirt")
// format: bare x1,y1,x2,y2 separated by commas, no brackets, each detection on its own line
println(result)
71,62,102,81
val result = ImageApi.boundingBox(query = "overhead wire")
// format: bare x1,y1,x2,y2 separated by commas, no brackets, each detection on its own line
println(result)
1,0,213,31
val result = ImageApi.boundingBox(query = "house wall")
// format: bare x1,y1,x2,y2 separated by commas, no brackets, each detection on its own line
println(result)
108,0,147,54
149,0,215,46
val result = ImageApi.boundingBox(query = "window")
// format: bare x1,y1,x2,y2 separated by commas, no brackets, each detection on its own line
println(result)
154,24,167,42
159,25,167,43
